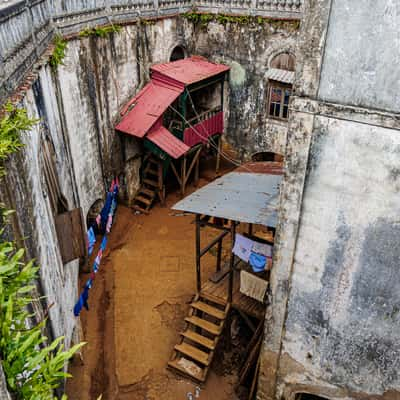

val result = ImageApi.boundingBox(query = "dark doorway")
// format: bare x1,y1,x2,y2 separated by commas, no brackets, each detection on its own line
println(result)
296,394,331,400
169,45,186,61
251,151,284,163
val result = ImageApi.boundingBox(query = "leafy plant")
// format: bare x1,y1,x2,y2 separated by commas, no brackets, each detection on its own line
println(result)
0,107,85,399
0,103,38,176
79,24,122,38
49,35,68,70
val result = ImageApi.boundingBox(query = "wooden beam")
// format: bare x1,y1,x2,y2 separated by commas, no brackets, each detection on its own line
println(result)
195,214,201,294
199,230,229,258
183,146,202,186
216,237,222,272
171,161,182,186
228,221,237,303
216,134,222,174
181,155,187,196
238,309,256,333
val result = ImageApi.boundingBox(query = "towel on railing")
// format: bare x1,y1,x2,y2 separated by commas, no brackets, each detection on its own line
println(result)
240,270,268,303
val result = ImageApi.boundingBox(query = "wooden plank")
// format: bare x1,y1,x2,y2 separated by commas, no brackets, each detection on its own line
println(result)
55,208,86,264
139,188,156,197
181,330,215,350
185,316,221,336
135,195,152,206
200,292,227,307
191,301,226,320
143,178,158,187
175,343,210,366
167,358,205,382
132,205,149,214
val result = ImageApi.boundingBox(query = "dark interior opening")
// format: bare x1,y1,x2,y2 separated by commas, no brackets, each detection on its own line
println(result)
251,151,284,162
169,45,186,61
295,394,331,400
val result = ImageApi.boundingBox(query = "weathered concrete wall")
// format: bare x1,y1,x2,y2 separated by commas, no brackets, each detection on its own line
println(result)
185,19,299,158
0,18,189,359
318,0,400,113
278,117,400,399
259,0,400,399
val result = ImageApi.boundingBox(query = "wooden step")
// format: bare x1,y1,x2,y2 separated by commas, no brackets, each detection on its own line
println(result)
135,195,152,206
199,292,227,307
132,205,149,214
139,187,156,197
167,358,205,382
144,167,158,176
143,178,158,187
181,330,215,350
174,343,210,366
191,301,226,320
185,316,221,336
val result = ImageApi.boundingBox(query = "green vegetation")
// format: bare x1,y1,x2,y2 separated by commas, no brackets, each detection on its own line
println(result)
182,11,300,30
79,24,122,38
49,35,68,70
0,104,85,399
0,103,38,176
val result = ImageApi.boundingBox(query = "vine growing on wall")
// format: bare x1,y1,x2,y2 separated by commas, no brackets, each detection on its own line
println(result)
49,35,68,70
0,103,85,399
182,11,300,30
79,24,122,38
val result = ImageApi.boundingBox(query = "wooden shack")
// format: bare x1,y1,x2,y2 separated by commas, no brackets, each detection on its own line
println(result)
115,56,230,212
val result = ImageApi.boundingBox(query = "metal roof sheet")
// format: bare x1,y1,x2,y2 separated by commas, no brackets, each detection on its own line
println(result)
147,126,190,159
151,56,230,86
173,163,283,227
115,81,183,138
266,68,295,84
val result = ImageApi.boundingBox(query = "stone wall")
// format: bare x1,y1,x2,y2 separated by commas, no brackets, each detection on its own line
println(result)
259,1,400,399
185,18,299,158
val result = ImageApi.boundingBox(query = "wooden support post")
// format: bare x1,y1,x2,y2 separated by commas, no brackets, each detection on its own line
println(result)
216,135,222,175
228,221,236,304
194,156,200,187
195,214,201,294
181,155,187,197
216,237,222,272
248,223,253,236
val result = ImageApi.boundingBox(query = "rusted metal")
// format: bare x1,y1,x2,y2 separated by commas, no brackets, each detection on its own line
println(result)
173,163,283,228
151,56,230,86
147,125,189,159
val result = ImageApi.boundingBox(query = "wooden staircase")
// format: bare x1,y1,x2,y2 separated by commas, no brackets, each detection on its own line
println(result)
132,156,164,213
168,292,230,383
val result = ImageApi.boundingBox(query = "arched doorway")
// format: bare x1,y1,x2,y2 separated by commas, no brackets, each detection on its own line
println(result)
251,151,284,163
169,45,186,62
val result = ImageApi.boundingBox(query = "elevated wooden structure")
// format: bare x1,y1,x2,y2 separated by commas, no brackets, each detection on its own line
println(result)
167,162,283,383
116,56,230,209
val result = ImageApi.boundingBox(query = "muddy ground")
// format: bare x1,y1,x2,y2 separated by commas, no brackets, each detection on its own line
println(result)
66,160,247,400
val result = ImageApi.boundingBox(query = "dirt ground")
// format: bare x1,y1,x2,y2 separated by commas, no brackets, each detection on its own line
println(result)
66,160,244,400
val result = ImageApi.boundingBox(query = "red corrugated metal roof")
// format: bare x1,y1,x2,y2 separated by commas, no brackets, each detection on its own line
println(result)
115,81,183,138
147,126,190,159
151,56,230,86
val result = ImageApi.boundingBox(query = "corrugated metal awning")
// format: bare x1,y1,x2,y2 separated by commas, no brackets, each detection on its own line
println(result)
147,126,190,159
173,162,283,227
151,56,230,86
115,81,183,138
266,68,295,84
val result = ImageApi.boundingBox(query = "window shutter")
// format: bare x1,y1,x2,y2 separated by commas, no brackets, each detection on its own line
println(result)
55,208,87,264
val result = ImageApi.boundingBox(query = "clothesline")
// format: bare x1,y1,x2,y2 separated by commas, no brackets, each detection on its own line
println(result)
74,178,119,317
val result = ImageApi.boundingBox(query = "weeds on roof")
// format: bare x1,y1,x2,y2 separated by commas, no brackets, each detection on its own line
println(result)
49,35,68,70
79,24,122,38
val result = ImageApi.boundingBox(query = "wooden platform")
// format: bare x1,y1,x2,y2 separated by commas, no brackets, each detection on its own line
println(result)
168,293,230,383
202,269,266,320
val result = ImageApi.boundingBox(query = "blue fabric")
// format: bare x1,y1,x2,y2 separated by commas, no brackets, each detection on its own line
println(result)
74,286,90,316
87,227,96,256
249,252,267,272
100,236,108,251
100,192,113,232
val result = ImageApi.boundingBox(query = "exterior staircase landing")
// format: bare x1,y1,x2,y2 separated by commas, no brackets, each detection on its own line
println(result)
132,156,164,213
168,293,229,383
